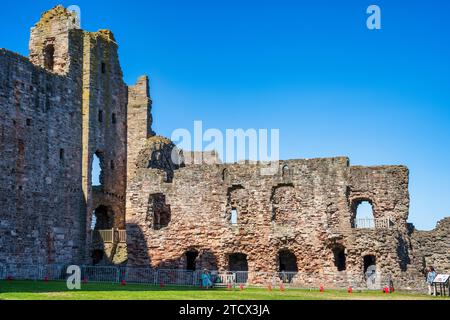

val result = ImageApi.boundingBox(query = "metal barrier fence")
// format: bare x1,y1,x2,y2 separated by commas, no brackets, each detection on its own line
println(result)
0,264,5,280
355,218,392,229
81,266,119,283
0,264,430,292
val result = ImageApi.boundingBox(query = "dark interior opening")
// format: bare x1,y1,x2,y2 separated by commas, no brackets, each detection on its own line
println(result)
229,253,248,272
186,250,199,271
149,193,171,230
278,250,298,272
91,249,104,265
363,255,376,273
92,205,113,230
229,253,248,283
44,44,55,71
333,246,347,271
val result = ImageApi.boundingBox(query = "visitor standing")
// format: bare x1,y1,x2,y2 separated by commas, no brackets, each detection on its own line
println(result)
426,266,437,296
201,269,213,289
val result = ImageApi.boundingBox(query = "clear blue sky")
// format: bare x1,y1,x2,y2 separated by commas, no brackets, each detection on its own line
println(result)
1,0,449,230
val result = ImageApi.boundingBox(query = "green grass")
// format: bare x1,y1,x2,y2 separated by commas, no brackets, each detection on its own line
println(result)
0,281,448,300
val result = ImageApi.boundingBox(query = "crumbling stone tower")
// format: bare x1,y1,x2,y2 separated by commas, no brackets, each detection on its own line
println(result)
0,6,152,265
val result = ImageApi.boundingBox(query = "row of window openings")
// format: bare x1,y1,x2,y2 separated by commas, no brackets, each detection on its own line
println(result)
98,111,117,124
151,204,374,233
60,150,114,173
16,114,116,127
14,113,116,127
43,44,108,74
229,202,374,226
223,166,291,182
15,143,115,172
12,119,33,126
182,250,372,274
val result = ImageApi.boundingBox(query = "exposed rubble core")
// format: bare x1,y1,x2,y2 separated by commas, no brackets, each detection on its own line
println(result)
0,6,448,290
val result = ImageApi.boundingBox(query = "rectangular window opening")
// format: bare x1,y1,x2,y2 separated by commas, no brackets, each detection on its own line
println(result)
231,208,238,225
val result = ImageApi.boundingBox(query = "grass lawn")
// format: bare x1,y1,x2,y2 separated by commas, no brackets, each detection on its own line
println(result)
0,281,448,300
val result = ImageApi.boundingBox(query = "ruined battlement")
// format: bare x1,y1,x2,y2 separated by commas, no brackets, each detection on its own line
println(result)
33,5,79,29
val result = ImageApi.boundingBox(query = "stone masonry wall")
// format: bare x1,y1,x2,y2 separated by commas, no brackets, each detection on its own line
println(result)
81,28,128,261
1,6,448,290
410,218,450,274
0,6,130,266
126,75,155,183
126,137,420,288
0,8,85,265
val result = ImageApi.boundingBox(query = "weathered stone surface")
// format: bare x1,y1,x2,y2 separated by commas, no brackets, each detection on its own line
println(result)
125,146,448,289
0,6,129,265
0,6,85,265
410,218,450,273
0,6,448,292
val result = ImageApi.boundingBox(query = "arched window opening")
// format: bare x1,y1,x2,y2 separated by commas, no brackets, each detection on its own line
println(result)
271,184,296,224
278,250,298,272
101,62,106,74
353,200,375,229
98,110,103,123
222,168,229,182
91,213,97,230
227,185,246,226
278,250,298,283
186,250,199,271
111,113,117,124
229,253,248,271
229,253,248,283
91,205,113,230
363,255,376,274
44,44,55,71
91,152,104,187
333,246,347,271
282,165,289,178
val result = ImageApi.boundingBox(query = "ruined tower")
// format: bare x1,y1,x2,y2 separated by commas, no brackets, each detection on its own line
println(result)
0,5,151,265
0,6,85,265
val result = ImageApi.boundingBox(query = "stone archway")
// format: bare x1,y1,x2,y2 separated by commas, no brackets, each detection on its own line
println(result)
278,249,298,283
185,249,199,271
92,205,114,230
228,253,248,283
278,249,298,272
350,198,376,228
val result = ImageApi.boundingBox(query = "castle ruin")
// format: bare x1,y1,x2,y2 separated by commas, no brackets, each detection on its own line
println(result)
0,6,448,290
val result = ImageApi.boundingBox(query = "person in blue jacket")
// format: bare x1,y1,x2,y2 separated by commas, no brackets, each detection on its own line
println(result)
201,269,213,289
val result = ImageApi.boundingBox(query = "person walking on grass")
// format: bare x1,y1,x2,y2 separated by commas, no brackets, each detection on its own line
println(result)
426,266,437,296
